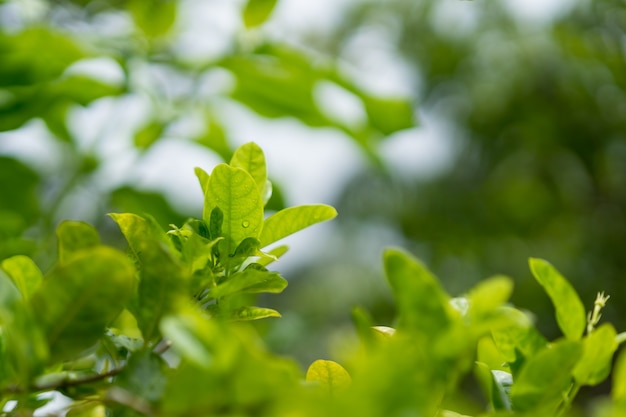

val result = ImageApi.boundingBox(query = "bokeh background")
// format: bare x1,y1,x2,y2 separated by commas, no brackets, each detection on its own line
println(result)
1,0,626,410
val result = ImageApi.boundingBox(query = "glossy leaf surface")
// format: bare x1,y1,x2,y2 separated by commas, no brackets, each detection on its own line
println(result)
259,205,337,248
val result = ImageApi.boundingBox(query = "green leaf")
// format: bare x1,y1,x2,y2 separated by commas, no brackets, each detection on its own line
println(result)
30,246,135,363
161,312,213,369
56,220,101,263
490,306,547,365
573,323,618,386
128,0,177,37
204,164,264,256
383,248,452,335
194,116,232,161
510,339,582,413
361,95,415,135
194,167,210,196
110,213,187,342
474,362,512,411
0,255,42,300
134,120,165,150
468,275,514,318
115,350,168,403
529,258,586,340
0,28,84,87
259,204,337,248
230,142,268,198
242,0,278,28
110,186,186,230
216,306,281,321
0,270,48,382
305,359,352,394
614,348,626,402
255,244,288,267
210,268,287,299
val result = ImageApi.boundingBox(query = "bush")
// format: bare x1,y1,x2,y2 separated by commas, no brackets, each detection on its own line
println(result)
0,142,624,417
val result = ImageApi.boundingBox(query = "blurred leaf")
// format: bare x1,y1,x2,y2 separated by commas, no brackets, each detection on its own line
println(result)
194,117,232,161
243,0,278,28
134,120,166,150
204,164,264,256
529,258,586,340
467,275,514,318
255,244,288,267
128,0,177,37
66,402,106,417
194,167,210,197
56,221,100,263
216,306,281,321
0,255,42,300
30,246,135,363
115,349,168,403
53,74,125,105
614,348,626,402
474,363,512,411
306,359,352,394
573,323,618,386
0,270,48,384
0,157,39,237
361,95,415,135
160,309,213,368
510,339,582,413
259,205,337,248
0,28,84,87
383,248,452,335
230,142,268,199
210,268,287,299
490,306,547,367
110,213,187,342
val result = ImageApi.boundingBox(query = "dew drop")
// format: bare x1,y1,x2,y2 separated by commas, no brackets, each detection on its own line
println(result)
242,221,250,228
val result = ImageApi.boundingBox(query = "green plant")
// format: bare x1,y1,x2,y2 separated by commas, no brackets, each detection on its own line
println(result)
0,142,625,417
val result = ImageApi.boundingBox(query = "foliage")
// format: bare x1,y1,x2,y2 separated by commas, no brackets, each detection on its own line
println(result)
0,0,414,265
0,142,625,417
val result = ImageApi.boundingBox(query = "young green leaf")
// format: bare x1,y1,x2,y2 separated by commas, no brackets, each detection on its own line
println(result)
209,268,287,299
204,164,264,256
30,246,135,363
573,323,618,386
217,306,281,321
242,0,278,28
1,255,42,300
468,275,514,318
194,167,210,196
510,339,582,413
255,244,288,267
383,248,452,335
306,360,352,395
529,258,586,340
230,142,268,198
56,220,100,263
259,205,337,248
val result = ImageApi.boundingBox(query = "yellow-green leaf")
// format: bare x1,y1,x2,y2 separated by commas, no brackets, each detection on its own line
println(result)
242,0,278,28
529,258,586,340
0,255,42,300
259,205,337,248
306,359,352,394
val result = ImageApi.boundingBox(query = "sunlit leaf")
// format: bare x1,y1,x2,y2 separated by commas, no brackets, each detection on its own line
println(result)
573,323,618,386
259,204,337,248
30,246,135,363
614,349,626,402
216,306,281,321
306,359,352,395
529,258,586,340
204,164,264,256
242,0,278,28
0,255,42,300
56,220,100,263
230,142,268,198
128,0,177,37
475,362,512,411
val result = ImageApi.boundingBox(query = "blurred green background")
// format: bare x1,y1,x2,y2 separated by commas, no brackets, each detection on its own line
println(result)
1,0,625,399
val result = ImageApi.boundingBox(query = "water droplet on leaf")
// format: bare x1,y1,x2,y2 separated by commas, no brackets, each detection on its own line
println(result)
242,221,249,228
